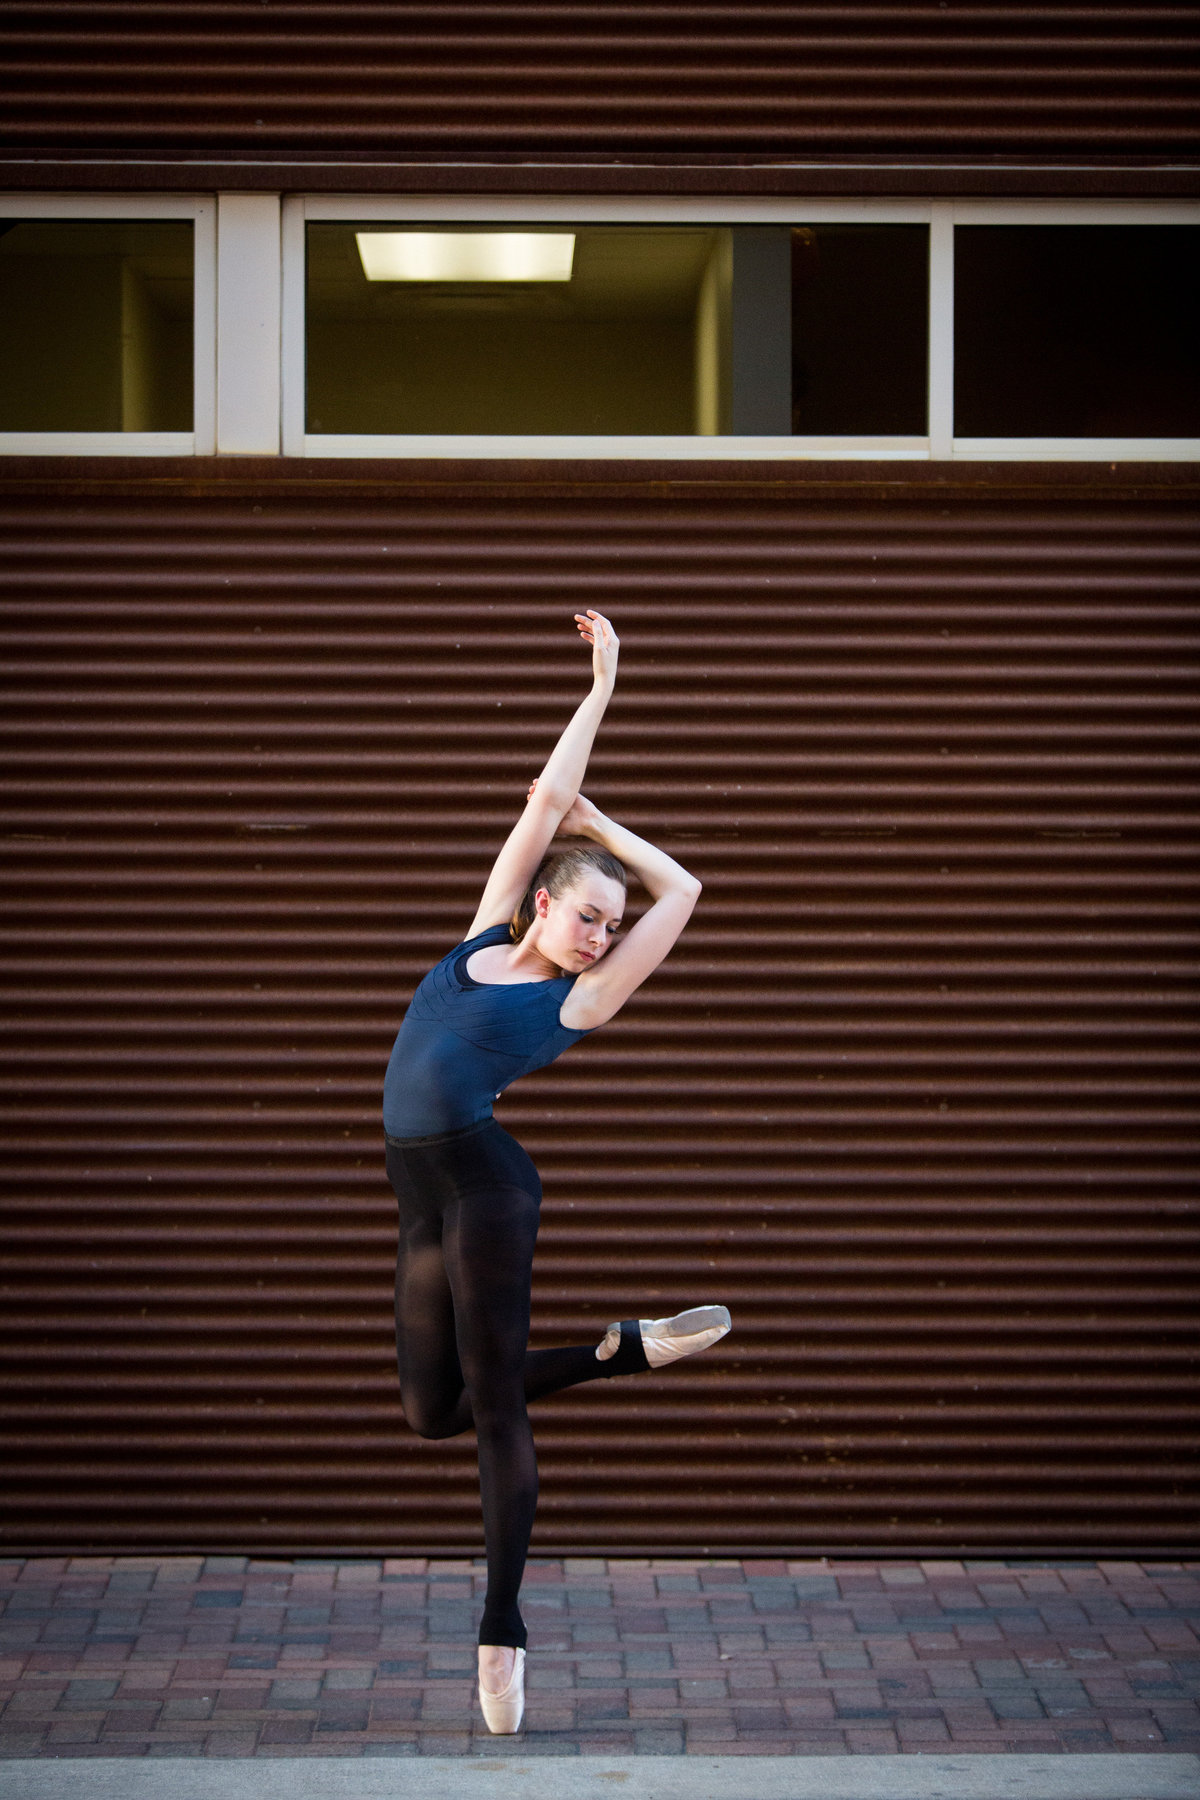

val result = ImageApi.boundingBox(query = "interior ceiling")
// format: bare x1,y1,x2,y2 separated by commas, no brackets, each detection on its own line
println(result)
308,227,721,322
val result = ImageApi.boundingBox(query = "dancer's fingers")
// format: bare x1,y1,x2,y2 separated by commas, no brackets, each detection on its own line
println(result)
584,611,618,677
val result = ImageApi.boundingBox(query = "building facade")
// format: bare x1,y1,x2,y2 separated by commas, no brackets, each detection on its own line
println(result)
1,3,1198,1555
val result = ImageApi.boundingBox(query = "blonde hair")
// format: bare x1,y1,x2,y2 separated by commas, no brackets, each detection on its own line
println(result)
510,843,627,942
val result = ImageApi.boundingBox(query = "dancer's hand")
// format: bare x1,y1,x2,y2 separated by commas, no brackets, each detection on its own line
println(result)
559,792,603,836
574,609,619,691
527,781,602,838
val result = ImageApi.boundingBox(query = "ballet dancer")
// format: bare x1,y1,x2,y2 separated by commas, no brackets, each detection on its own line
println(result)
383,609,731,1732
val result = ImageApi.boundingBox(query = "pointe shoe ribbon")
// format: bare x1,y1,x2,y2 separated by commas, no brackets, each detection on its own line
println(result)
596,1303,731,1368
478,1646,525,1734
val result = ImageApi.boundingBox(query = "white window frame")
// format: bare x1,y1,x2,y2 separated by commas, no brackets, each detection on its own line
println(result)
0,193,216,455
286,194,933,460
1,193,1195,459
286,194,1200,462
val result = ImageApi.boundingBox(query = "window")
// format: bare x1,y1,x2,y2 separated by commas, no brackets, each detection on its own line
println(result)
0,219,194,431
1,194,1194,459
954,224,1200,439
0,196,214,454
791,224,929,437
304,224,729,436
289,199,1197,459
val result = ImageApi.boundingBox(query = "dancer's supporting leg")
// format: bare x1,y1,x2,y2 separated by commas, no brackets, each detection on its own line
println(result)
442,1173,541,1651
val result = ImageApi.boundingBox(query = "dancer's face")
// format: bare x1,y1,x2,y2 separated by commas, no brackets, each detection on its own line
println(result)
535,875,625,973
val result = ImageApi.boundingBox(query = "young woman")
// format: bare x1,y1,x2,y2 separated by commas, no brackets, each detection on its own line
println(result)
382,610,731,1734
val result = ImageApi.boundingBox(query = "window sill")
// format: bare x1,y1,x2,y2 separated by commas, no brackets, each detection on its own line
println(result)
294,435,1200,462
0,433,199,456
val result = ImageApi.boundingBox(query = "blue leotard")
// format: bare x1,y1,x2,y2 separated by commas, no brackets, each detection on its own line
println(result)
383,922,593,1138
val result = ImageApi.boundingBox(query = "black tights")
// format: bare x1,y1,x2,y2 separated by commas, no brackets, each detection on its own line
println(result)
385,1119,646,1651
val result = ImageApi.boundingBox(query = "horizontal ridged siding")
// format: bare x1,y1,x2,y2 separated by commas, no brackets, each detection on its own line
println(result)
0,460,1197,1554
1,3,1198,159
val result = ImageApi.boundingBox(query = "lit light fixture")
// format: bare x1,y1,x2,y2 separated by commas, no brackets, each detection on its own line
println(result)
356,231,576,283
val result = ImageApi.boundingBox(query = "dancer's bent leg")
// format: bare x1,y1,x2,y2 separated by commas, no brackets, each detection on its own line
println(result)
388,1131,629,1442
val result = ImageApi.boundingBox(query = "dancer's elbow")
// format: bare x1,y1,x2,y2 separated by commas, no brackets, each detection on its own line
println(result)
665,871,702,906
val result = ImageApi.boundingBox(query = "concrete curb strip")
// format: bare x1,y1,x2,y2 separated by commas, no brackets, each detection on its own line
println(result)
1,1756,1198,1800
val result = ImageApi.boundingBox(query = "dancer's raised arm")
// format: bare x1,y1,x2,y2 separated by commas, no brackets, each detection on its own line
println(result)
465,611,618,939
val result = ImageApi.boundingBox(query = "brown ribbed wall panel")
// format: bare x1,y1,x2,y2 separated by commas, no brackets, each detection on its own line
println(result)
0,459,1198,1554
1,2,1199,164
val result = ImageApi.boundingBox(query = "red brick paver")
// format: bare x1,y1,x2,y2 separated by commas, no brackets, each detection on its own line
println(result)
0,1556,1196,1759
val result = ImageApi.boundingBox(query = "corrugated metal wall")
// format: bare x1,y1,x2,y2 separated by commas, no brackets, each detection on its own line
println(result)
2,2,1198,161
1,458,1197,1555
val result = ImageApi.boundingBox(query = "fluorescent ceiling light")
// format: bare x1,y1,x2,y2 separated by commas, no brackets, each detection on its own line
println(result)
357,231,576,282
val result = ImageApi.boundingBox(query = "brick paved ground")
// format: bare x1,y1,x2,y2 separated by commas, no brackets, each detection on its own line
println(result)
0,1556,1197,1760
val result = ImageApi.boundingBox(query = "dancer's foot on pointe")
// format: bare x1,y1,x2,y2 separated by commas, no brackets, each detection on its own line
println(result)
478,1645,525,1734
595,1304,731,1371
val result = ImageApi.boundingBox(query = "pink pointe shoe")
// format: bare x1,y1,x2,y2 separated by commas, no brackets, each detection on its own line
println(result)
478,1645,525,1734
595,1304,732,1368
